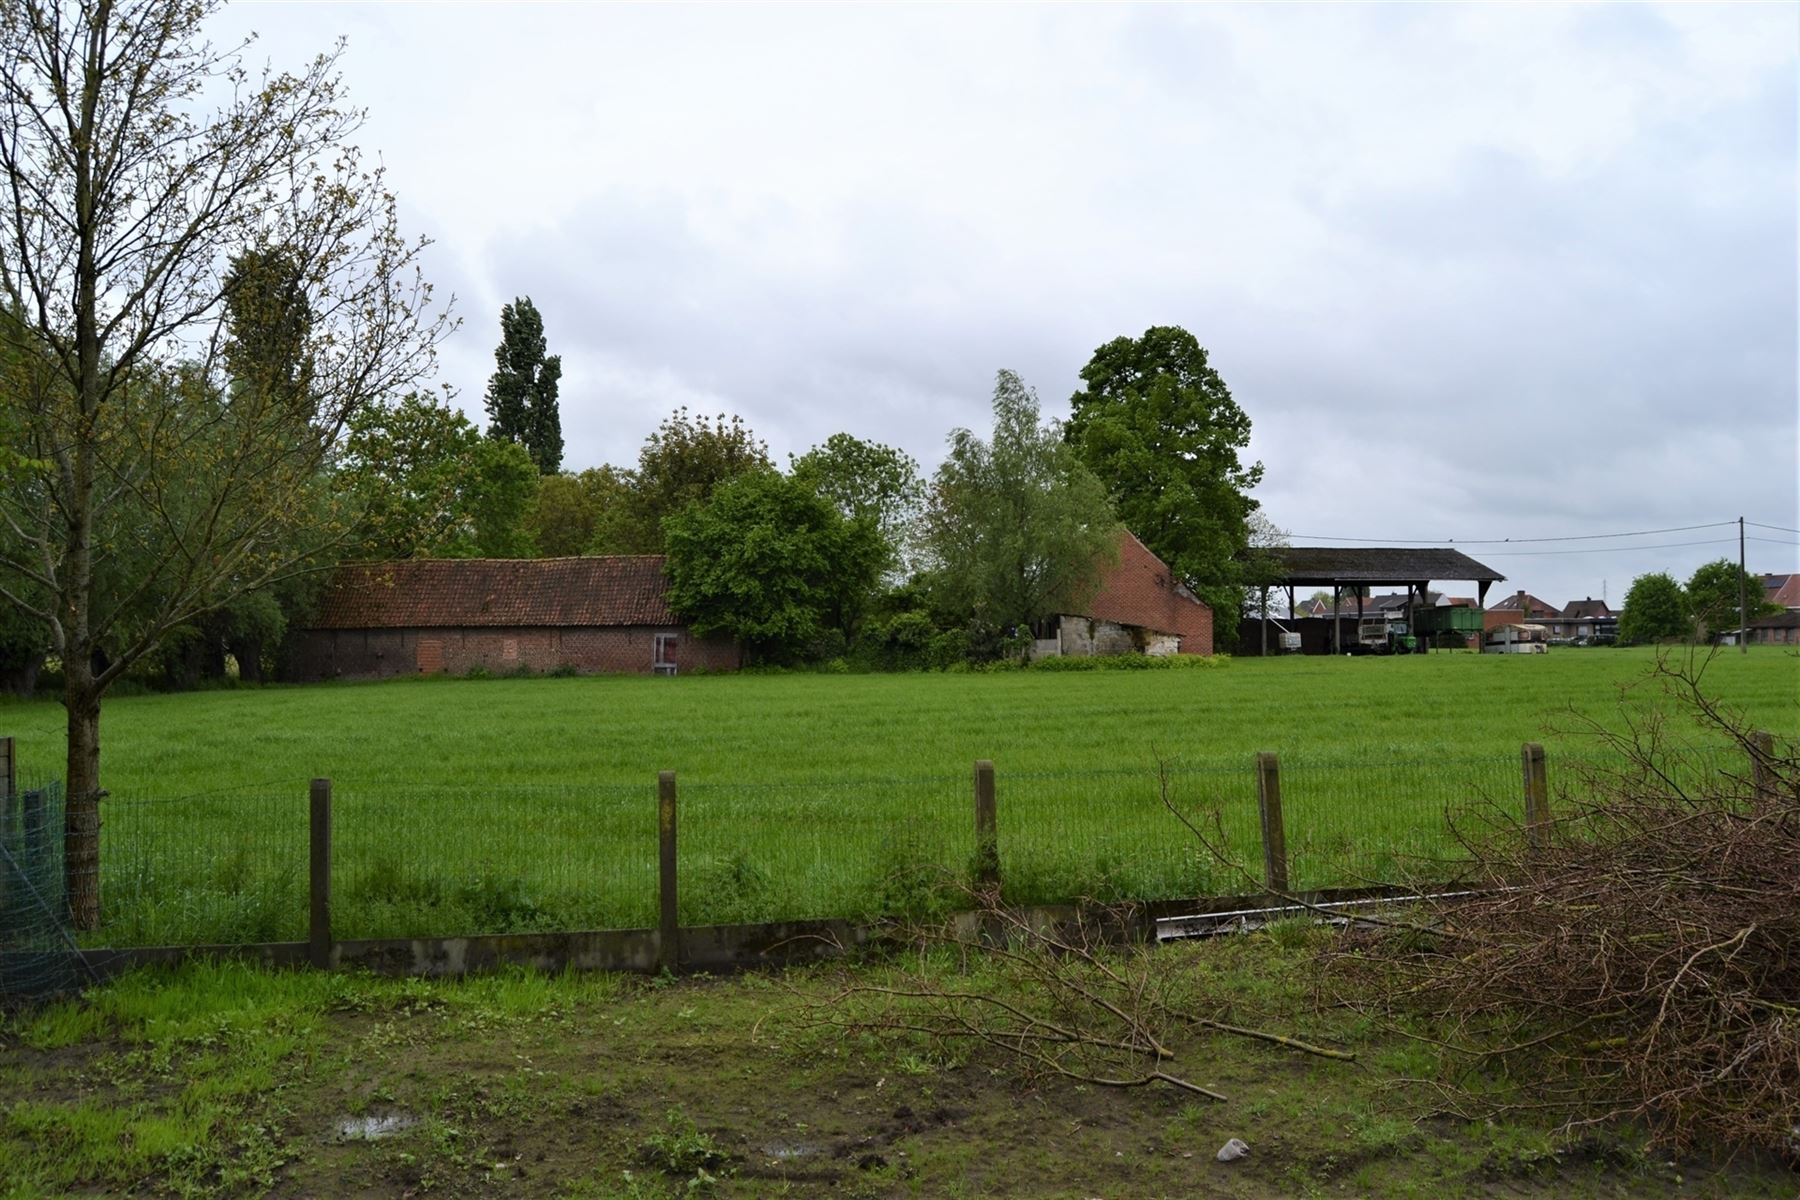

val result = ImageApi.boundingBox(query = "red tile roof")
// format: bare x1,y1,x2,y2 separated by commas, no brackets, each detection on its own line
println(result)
308,558,677,630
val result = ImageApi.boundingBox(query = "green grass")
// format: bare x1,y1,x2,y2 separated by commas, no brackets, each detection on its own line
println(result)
1,647,1794,944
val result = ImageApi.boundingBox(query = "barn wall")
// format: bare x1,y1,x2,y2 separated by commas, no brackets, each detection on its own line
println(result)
1055,616,1180,658
1081,533,1214,655
285,626,740,681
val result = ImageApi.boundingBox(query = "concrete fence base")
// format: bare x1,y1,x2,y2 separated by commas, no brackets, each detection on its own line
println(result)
73,886,1408,985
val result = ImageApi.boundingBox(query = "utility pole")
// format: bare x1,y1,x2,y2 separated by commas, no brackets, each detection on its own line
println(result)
1738,515,1748,654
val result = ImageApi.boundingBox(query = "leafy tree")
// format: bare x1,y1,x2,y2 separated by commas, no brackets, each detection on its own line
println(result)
524,466,638,558
344,394,536,559
1065,326,1263,634
790,433,924,579
1617,572,1688,645
0,0,449,925
483,297,563,474
920,371,1117,644
527,473,596,558
1241,510,1291,617
1684,559,1778,638
663,470,885,663
580,467,641,554
623,409,771,553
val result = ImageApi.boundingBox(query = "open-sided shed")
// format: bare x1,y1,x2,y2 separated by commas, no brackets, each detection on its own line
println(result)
1260,547,1506,654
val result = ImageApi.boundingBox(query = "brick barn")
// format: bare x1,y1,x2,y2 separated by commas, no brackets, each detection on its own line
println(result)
1034,531,1214,658
287,557,740,680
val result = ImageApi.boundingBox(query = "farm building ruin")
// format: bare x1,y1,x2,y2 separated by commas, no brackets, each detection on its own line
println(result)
287,557,740,680
1033,531,1214,659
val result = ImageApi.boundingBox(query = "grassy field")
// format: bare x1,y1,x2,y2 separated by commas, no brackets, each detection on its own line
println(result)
1,647,1794,944
2,933,1793,1198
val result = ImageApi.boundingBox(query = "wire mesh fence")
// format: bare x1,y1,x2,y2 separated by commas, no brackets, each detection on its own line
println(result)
1000,763,1261,905
1276,753,1520,891
679,773,971,925
332,782,657,938
101,786,306,946
8,735,1774,954
1,776,82,1000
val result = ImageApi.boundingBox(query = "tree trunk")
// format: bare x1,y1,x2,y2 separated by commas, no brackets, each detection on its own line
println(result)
235,637,265,684
201,632,228,682
64,660,103,930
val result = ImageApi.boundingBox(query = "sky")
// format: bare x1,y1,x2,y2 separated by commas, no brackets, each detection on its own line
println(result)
212,2,1798,609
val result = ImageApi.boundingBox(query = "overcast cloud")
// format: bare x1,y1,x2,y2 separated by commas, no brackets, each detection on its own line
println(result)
214,2,1797,608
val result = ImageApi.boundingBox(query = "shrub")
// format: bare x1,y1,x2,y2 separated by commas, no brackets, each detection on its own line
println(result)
1029,652,1226,672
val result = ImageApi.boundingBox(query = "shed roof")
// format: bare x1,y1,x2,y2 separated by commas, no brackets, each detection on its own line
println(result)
308,557,676,630
1271,547,1505,586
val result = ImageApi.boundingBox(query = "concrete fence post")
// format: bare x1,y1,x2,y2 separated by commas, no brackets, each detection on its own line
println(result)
1255,752,1288,894
973,760,999,890
309,778,332,969
1749,730,1776,803
658,770,679,973
1521,743,1550,850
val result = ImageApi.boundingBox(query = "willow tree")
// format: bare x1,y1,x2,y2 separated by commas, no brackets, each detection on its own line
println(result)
0,0,450,927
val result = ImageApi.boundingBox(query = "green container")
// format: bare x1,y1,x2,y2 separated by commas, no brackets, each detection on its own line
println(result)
1415,606,1483,634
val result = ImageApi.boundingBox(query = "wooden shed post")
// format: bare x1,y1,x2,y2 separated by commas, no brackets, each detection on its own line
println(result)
1521,743,1549,850
973,760,998,890
658,770,679,972
1255,752,1288,894
309,778,333,969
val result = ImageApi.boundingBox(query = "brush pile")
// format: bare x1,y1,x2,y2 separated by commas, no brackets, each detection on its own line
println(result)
1357,658,1799,1154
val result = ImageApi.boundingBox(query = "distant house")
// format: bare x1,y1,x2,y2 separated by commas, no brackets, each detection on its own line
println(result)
1762,573,1800,611
1547,597,1617,642
1483,592,1562,633
1034,531,1213,659
288,557,740,680
1297,590,1444,624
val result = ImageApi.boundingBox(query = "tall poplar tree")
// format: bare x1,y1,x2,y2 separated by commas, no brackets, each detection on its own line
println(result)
483,297,563,474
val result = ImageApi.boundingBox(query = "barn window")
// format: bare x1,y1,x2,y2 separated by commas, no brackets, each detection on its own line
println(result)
653,633,679,676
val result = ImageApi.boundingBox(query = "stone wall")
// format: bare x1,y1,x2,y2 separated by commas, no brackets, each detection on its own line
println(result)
1055,616,1169,658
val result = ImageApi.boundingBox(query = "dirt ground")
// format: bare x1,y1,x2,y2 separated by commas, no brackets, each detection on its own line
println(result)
2,937,1794,1198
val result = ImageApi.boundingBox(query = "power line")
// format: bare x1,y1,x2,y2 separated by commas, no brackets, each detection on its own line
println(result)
1286,521,1737,546
1747,520,1800,535
1477,538,1740,558
1747,535,1800,548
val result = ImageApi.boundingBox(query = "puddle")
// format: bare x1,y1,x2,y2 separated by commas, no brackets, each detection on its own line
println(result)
334,1112,419,1141
760,1140,824,1160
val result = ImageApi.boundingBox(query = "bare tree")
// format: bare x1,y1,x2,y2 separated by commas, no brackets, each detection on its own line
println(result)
0,0,450,927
